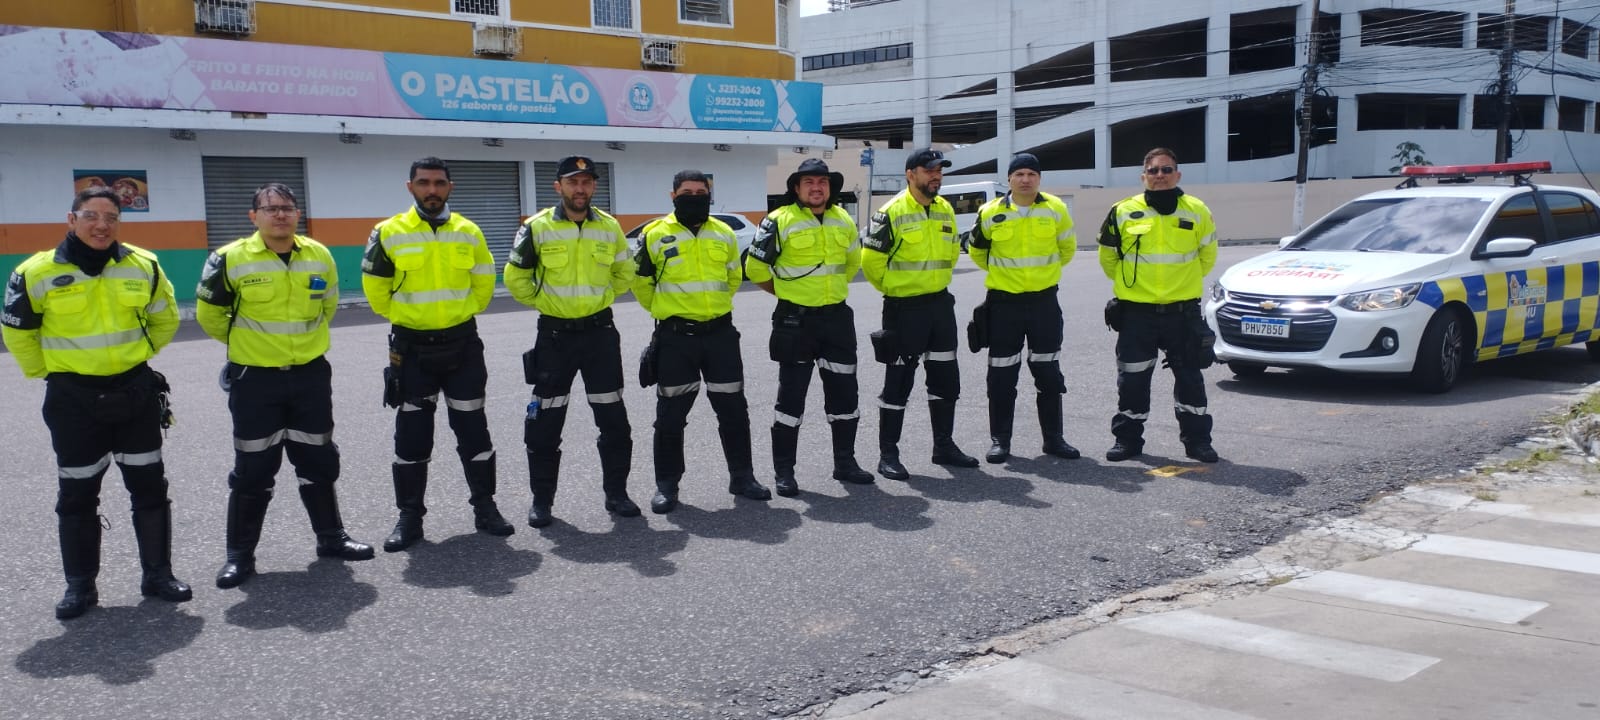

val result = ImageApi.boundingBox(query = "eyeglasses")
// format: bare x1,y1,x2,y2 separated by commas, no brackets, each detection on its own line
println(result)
255,205,300,215
73,211,120,223
1144,166,1177,176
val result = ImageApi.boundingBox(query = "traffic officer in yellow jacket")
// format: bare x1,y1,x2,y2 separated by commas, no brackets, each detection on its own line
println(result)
967,153,1081,464
633,169,771,513
862,148,980,479
1097,147,1219,463
197,183,373,589
1,188,191,619
505,156,638,527
363,157,513,551
744,158,873,496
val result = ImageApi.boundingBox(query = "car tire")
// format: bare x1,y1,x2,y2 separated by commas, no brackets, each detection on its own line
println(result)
1588,340,1600,362
1227,361,1268,378
1411,309,1469,393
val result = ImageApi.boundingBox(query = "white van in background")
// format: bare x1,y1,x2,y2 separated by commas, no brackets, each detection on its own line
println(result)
939,180,1006,238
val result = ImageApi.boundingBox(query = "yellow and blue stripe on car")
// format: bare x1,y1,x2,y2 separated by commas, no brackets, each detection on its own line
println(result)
1418,261,1600,361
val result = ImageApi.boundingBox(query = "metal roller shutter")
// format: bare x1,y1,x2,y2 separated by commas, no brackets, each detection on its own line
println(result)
533,160,615,217
201,157,309,249
443,160,522,263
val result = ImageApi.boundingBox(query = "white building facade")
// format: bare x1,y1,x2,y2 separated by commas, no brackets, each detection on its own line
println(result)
800,0,1600,189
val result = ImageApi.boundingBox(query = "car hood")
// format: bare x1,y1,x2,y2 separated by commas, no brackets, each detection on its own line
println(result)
1219,250,1453,296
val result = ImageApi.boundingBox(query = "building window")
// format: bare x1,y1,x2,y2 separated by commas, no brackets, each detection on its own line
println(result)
681,0,730,25
594,0,633,30
454,0,501,17
1557,97,1587,132
802,43,911,71
1356,94,1461,130
1472,94,1548,130
1561,20,1593,59
1359,10,1465,48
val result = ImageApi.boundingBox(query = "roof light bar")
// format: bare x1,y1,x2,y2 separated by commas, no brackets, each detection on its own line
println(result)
1400,161,1551,177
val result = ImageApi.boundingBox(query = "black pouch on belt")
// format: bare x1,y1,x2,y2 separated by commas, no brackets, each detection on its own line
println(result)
1104,298,1124,332
768,314,813,363
521,347,540,386
869,329,900,365
382,347,404,408
638,337,659,388
1187,309,1217,369
966,302,989,353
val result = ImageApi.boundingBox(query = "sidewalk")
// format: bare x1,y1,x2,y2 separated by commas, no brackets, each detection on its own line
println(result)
803,391,1600,720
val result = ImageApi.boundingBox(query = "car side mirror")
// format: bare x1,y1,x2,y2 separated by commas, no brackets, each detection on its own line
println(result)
1477,237,1537,259
1277,235,1295,249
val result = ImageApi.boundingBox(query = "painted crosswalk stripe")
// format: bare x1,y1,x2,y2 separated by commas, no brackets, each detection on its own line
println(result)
1411,534,1600,575
1120,610,1439,682
1283,570,1548,624
1402,489,1600,527
959,658,1266,719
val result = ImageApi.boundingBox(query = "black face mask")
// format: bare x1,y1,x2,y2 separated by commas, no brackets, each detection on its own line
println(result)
673,193,712,227
1144,187,1184,215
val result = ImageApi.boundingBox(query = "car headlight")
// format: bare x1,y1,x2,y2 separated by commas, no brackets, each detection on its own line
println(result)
1210,282,1228,302
1337,284,1421,312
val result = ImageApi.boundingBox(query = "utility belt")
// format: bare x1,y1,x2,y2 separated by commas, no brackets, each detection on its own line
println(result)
883,289,953,308
231,355,329,373
47,362,172,428
537,307,615,333
987,286,1058,303
1118,298,1201,315
775,299,848,317
391,318,479,350
660,313,732,336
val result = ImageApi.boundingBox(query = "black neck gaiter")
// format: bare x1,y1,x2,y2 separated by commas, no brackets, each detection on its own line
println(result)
1144,187,1184,215
65,232,117,277
673,194,712,228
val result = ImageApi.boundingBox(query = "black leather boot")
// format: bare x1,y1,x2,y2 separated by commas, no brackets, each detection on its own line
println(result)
1038,393,1081,459
987,392,1015,464
830,418,874,485
56,514,100,619
132,504,192,602
877,407,909,480
464,454,514,536
300,484,375,561
985,438,1011,464
929,400,978,467
727,470,772,501
384,461,428,552
527,491,555,529
772,423,800,497
527,448,559,528
217,490,269,588
600,431,638,517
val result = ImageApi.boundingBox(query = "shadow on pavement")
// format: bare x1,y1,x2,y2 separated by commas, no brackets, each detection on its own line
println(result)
225,560,379,631
15,602,204,685
664,503,804,544
398,532,540,596
543,519,690,578
795,482,934,531
899,468,1052,508
1214,345,1599,406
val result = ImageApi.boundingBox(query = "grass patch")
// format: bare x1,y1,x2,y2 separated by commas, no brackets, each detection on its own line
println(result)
1266,575,1294,587
1472,490,1499,502
1564,392,1600,422
1487,446,1565,474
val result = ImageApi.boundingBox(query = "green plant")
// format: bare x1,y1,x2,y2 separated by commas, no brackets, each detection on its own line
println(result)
1389,141,1433,173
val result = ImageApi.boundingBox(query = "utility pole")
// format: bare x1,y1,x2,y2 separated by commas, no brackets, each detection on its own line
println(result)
1292,0,1321,232
1494,0,1516,163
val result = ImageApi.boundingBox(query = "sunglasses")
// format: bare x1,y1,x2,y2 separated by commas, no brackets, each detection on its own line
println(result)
1144,166,1177,176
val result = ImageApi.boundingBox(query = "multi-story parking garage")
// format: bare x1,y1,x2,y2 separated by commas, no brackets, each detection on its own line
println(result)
800,0,1600,188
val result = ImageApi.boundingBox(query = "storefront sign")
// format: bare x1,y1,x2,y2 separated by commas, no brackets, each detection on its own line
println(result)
0,25,822,133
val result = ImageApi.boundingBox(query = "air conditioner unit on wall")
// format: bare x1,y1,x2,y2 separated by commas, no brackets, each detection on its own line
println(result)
473,23,521,58
641,39,682,68
195,0,256,36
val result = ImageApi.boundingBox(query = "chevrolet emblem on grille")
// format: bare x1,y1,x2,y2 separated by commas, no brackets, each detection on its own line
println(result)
1258,300,1279,311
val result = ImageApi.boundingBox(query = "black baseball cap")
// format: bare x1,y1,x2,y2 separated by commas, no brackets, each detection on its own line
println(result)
905,148,952,171
557,155,600,179
1007,153,1041,175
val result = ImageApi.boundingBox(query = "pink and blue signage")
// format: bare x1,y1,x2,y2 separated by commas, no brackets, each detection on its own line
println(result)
0,25,822,133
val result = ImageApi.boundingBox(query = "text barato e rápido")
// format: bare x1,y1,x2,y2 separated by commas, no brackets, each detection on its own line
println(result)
398,71,591,114
192,61,372,97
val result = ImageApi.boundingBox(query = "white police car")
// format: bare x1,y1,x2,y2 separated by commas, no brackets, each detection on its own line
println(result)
1205,162,1600,393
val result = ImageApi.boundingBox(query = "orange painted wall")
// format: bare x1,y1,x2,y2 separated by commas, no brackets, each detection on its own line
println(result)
0,221,206,255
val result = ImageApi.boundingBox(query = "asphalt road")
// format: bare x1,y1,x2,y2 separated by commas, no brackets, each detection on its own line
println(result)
3,245,1597,719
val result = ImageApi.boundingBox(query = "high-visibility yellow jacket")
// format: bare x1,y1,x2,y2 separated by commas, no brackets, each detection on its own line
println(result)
504,204,635,319
743,203,860,307
633,213,742,322
361,206,495,330
1,237,177,378
1098,192,1217,303
968,191,1076,293
196,232,337,366
862,189,961,297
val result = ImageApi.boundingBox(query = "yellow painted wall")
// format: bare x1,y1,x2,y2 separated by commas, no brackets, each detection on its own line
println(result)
0,0,795,79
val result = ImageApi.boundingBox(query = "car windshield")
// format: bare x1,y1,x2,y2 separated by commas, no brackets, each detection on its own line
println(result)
1287,197,1489,254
